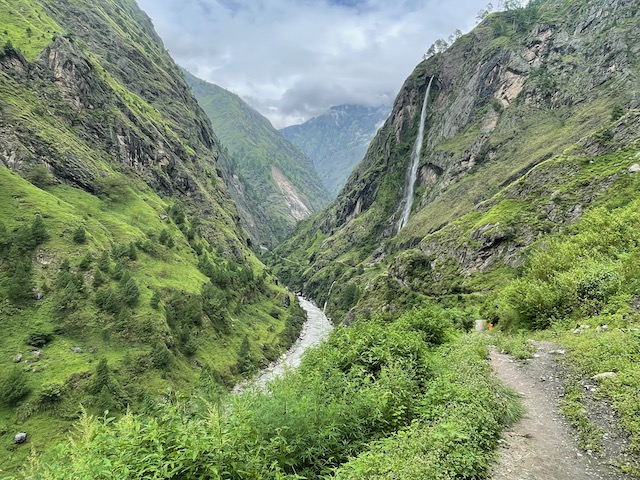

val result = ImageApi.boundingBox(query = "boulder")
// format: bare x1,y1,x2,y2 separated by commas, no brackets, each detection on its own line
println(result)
592,372,617,381
14,432,27,444
13,353,23,363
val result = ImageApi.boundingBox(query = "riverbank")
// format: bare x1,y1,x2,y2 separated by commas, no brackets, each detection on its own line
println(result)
234,296,333,392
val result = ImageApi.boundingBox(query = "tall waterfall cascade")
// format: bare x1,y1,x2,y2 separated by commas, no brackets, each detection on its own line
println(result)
397,76,434,232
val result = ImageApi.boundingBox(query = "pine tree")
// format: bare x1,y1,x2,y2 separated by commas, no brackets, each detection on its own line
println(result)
73,226,86,244
120,277,140,307
7,258,33,303
31,215,49,245
98,250,110,272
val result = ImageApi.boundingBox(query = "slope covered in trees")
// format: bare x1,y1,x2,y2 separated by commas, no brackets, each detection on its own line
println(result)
0,0,304,471
184,70,330,247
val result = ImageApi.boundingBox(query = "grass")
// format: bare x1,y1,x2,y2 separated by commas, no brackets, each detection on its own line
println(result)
0,164,302,474
0,0,61,60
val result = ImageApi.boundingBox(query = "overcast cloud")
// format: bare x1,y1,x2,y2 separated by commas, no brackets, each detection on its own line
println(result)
137,0,489,128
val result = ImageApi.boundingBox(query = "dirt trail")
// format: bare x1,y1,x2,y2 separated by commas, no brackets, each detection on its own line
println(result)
490,341,630,480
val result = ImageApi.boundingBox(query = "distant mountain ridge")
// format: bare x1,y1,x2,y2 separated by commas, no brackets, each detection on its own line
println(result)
183,70,331,247
281,104,390,197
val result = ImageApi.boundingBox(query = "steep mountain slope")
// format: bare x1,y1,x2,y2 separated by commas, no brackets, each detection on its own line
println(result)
266,1,640,472
183,71,330,247
281,104,390,197
271,0,640,318
0,0,304,470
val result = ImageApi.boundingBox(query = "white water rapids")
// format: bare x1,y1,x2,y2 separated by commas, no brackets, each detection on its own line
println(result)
234,296,333,393
397,76,434,232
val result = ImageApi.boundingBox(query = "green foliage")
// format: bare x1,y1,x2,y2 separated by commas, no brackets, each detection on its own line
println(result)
72,226,86,244
611,104,625,121
236,335,252,373
0,368,31,407
98,250,111,272
27,165,56,188
7,257,33,303
23,320,520,479
26,331,53,348
120,277,140,307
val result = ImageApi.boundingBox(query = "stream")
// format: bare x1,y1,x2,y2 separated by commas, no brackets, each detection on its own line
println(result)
234,296,333,393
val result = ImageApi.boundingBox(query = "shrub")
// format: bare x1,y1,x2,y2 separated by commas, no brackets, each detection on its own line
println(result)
0,368,30,406
26,331,53,347
72,226,87,244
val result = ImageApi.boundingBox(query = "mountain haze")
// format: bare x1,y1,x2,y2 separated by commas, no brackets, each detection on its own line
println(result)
183,70,330,247
281,104,390,197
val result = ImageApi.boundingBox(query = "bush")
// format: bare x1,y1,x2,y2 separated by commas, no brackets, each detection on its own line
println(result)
72,226,87,244
0,368,31,406
26,331,53,347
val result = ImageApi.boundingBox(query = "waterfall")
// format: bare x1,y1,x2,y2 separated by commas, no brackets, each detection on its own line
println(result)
397,76,434,232
323,281,336,313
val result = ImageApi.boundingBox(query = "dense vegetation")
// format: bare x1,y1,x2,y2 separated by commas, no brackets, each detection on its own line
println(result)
0,0,305,472
19,306,521,479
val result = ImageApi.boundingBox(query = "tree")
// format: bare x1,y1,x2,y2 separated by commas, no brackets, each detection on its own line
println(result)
7,258,33,303
27,165,55,188
98,250,111,273
73,226,87,244
30,215,49,246
120,277,140,307
0,368,31,406
237,335,252,373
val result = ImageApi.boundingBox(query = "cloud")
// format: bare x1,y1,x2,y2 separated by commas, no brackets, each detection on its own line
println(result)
137,0,489,128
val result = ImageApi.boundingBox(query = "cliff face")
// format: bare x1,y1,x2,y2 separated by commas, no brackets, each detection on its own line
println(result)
2,0,243,241
270,0,640,319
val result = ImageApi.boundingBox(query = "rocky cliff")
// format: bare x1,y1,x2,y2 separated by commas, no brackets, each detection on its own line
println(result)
269,0,640,319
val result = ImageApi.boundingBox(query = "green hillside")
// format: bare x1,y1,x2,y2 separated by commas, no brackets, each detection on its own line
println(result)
280,104,390,197
0,0,304,472
3,0,640,478
183,70,331,247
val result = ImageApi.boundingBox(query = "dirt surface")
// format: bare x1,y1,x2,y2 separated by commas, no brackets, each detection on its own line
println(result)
490,341,633,480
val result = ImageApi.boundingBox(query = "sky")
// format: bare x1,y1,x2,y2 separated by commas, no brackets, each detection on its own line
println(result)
137,0,490,128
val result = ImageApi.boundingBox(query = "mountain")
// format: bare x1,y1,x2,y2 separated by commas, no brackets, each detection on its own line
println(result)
271,0,640,320
9,0,640,477
183,71,331,247
0,0,304,471
280,104,390,197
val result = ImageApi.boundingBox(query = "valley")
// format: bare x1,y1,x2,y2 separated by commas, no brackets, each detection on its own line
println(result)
1,0,640,478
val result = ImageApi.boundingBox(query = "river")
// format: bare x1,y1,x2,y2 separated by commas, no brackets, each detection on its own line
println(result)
234,295,333,392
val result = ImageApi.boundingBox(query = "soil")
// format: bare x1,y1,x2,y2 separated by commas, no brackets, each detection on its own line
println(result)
490,341,635,480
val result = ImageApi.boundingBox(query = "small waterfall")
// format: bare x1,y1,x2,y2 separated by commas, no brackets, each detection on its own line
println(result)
323,281,336,313
397,76,434,232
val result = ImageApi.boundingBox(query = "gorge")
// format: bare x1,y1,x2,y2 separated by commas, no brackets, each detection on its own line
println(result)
1,0,640,478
